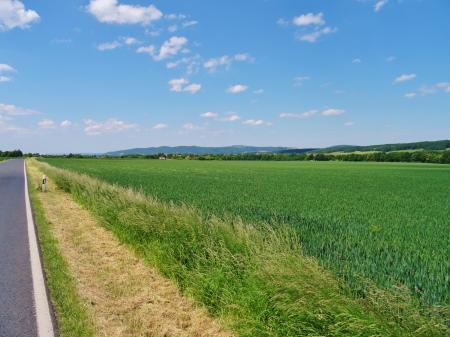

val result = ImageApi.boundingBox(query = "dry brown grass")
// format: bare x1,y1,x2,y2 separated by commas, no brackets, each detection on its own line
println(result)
27,160,233,337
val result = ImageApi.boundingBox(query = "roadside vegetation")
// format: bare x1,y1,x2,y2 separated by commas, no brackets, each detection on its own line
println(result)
35,159,449,337
26,162,95,337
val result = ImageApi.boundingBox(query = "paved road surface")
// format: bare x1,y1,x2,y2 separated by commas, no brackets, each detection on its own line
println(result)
0,159,51,337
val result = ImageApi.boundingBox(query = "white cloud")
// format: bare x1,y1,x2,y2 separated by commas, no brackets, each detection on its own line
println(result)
0,0,40,31
97,41,121,51
153,123,168,129
87,0,162,25
0,64,16,72
293,13,324,26
277,18,290,27
137,36,188,61
38,119,55,129
404,92,417,99
200,111,218,118
280,110,317,119
226,84,248,94
344,121,355,126
394,73,416,83
182,20,198,28
0,103,40,116
352,58,361,64
169,78,201,94
182,122,201,130
168,24,177,32
122,36,138,45
374,0,388,12
242,119,272,126
60,120,72,128
253,89,264,95
321,108,345,116
84,118,138,136
97,36,139,51
0,76,11,82
204,53,253,72
298,26,337,43
294,76,310,86
417,82,450,96
221,113,240,122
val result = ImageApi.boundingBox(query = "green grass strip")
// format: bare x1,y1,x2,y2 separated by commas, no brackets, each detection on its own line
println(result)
27,167,94,337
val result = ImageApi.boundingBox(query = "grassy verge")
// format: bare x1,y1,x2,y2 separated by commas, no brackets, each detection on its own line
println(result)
27,162,95,337
34,159,448,337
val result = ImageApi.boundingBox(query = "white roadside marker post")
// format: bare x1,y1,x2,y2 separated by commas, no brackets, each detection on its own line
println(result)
42,175,47,192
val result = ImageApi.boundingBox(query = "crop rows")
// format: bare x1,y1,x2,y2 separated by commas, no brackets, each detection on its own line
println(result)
42,158,450,305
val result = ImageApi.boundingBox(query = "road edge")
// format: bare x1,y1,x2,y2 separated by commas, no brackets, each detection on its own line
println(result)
24,160,56,337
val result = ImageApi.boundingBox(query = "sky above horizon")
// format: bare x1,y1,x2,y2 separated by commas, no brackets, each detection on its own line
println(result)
1,0,449,153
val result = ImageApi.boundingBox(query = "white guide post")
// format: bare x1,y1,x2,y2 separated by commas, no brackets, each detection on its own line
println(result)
41,175,47,192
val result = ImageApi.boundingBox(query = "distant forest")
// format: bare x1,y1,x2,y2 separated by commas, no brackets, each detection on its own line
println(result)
0,150,23,157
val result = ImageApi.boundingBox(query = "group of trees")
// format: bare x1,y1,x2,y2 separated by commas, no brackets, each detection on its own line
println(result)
41,149,450,164
0,150,23,158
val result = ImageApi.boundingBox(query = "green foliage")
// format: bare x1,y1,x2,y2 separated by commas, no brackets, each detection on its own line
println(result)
37,160,449,337
41,158,450,307
0,149,23,157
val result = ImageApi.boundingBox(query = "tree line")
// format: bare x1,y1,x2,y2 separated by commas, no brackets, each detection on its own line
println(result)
38,150,450,164
0,150,23,157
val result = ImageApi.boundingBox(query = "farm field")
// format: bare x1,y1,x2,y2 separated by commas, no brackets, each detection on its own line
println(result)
42,158,450,305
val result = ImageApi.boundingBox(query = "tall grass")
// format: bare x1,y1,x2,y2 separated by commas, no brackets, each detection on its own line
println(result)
35,160,448,337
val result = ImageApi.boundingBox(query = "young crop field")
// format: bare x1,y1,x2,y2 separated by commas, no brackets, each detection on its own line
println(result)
42,158,450,306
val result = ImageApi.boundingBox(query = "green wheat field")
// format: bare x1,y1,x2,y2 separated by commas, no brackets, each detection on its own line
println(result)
42,158,450,306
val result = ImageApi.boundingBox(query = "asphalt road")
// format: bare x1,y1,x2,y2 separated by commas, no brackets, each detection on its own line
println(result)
0,159,39,336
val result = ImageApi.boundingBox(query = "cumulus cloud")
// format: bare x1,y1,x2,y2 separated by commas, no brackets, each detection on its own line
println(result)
97,36,139,51
293,13,324,26
60,120,72,128
97,41,121,51
394,73,416,83
38,119,55,129
0,0,40,31
153,123,168,129
226,84,248,94
416,82,450,96
404,92,417,99
280,110,317,119
0,64,16,72
344,121,355,126
200,112,219,118
0,76,11,82
169,78,201,94
242,119,272,126
204,53,253,72
352,58,361,64
0,103,40,116
253,89,264,95
298,26,337,43
221,113,240,122
137,36,188,61
374,0,388,12
84,118,138,135
87,0,162,25
321,108,345,116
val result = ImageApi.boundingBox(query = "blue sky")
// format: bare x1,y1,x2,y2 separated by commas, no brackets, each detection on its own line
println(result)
0,0,449,153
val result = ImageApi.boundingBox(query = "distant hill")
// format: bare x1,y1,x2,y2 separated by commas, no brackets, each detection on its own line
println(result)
104,140,449,157
312,139,450,153
105,145,292,156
